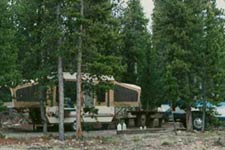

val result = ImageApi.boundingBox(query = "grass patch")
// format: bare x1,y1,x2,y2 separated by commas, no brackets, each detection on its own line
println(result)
161,140,171,146
132,136,140,142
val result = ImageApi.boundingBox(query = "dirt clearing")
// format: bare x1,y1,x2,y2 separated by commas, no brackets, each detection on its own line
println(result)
1,129,225,150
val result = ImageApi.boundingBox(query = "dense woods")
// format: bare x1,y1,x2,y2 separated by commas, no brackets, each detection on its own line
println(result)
0,0,225,139
152,0,225,131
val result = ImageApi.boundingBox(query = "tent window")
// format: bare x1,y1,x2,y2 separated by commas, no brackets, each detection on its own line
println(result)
114,85,138,102
16,85,44,101
97,88,105,103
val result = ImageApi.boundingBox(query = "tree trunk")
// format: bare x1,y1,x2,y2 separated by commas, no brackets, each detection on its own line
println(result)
202,81,207,132
37,0,47,135
76,0,84,139
202,0,211,132
58,56,64,141
56,3,65,141
186,105,193,131
40,87,47,135
202,99,206,132
170,103,177,135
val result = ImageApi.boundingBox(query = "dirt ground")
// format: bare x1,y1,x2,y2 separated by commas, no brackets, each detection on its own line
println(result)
1,110,225,150
1,128,225,150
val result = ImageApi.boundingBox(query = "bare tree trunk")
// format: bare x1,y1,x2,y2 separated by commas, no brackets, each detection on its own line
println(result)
202,81,206,132
172,112,177,135
170,103,177,135
76,0,84,139
40,87,47,134
58,56,64,141
57,4,65,141
40,100,47,134
184,71,193,132
186,105,193,132
202,100,206,132
36,0,47,135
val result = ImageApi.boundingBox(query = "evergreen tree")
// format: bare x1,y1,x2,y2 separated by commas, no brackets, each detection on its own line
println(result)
0,0,20,86
120,0,163,110
15,0,67,135
15,0,123,138
152,0,225,131
120,0,149,84
81,0,123,79
0,0,20,110
139,34,164,110
15,0,63,82
75,0,124,138
197,0,225,131
152,0,206,131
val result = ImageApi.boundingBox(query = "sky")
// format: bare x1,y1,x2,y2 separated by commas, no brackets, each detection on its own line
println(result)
136,0,225,27
140,0,225,19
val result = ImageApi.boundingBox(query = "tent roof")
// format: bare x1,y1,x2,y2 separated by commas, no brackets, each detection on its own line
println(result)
63,72,115,82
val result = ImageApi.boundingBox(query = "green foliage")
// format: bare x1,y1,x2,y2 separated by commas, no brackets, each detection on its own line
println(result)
206,109,225,129
0,87,9,111
14,0,124,108
15,0,59,85
120,0,161,109
152,0,225,108
0,0,20,87
139,34,165,109
197,0,225,103
1,0,224,118
82,0,124,79
0,101,6,112
83,106,98,117
0,1,21,110
120,0,149,84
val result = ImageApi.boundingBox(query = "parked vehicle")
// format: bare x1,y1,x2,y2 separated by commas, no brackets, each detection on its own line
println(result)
162,101,225,130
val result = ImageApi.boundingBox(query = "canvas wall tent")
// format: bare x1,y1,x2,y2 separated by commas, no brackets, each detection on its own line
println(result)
1,72,141,128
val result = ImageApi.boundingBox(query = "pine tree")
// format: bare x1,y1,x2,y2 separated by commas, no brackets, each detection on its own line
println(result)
81,0,123,79
152,0,207,131
15,0,66,135
139,34,164,110
153,0,225,131
120,0,164,110
15,0,123,138
120,0,149,84
74,0,124,138
0,0,20,86
0,0,20,110
197,0,225,131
